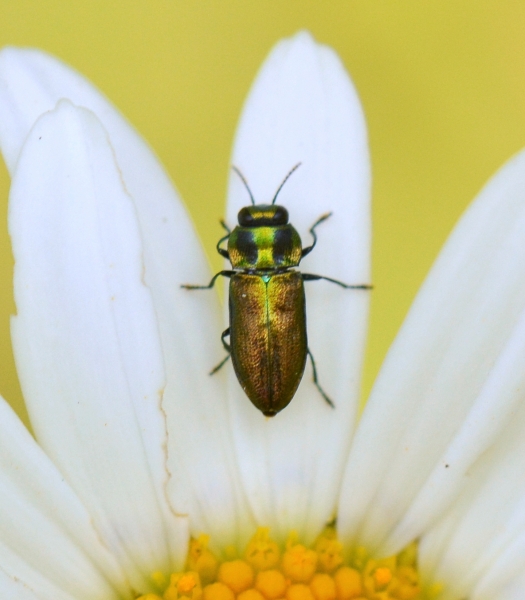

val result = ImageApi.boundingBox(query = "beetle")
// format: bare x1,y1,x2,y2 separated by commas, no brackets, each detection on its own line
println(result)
182,164,371,417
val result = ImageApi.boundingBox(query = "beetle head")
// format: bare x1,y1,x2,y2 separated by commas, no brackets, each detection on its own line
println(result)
237,204,289,227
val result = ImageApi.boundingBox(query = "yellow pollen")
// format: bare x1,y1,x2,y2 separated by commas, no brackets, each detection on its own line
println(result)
255,569,287,599
203,582,235,600
245,527,281,571
139,527,428,600
374,567,393,588
238,589,266,600
163,572,202,600
187,535,220,586
286,583,315,600
218,560,255,594
282,540,317,583
309,573,336,600
314,530,344,574
333,567,362,600
180,573,202,595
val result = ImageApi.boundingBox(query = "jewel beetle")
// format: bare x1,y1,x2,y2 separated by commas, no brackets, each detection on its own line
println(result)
182,164,372,417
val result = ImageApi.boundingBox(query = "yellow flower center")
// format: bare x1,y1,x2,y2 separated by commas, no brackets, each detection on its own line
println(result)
137,527,436,600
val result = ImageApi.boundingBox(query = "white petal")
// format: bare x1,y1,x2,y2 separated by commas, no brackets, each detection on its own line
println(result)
10,101,187,590
418,401,525,600
0,568,39,600
484,574,525,600
475,544,525,600
226,31,371,543
0,46,251,547
338,148,525,555
0,395,130,600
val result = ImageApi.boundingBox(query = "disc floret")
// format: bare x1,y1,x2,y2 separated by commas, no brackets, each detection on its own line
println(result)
137,527,427,600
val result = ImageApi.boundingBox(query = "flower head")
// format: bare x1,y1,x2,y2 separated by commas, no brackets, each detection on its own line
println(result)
0,31,524,600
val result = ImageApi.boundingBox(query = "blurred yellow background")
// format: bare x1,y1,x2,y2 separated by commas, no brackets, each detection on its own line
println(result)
1,1,525,425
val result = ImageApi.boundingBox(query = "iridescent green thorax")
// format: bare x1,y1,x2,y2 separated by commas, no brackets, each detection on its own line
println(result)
228,225,302,269
228,204,302,270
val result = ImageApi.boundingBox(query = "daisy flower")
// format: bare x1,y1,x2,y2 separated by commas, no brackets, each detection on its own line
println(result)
0,30,524,600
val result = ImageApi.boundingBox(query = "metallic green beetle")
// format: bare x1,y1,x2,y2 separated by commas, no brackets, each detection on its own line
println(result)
182,165,371,417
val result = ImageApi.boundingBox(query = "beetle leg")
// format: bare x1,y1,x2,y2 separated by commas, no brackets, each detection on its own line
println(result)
218,327,231,352
181,270,235,290
301,212,332,257
210,328,231,375
302,273,372,290
216,220,231,259
210,354,231,375
217,234,230,259
307,349,335,409
220,219,231,234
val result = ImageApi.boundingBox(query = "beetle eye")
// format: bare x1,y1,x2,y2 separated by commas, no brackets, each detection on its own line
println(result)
238,207,255,226
272,206,289,225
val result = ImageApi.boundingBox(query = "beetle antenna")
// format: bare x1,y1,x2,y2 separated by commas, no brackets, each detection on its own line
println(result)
271,162,302,205
232,166,256,206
